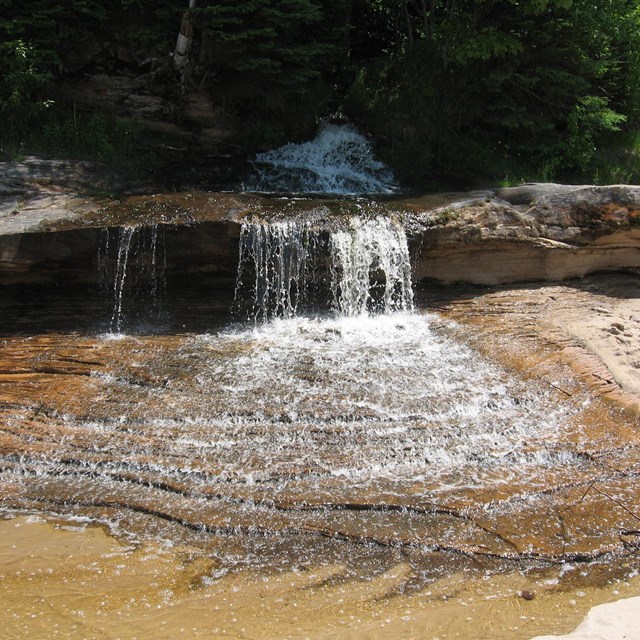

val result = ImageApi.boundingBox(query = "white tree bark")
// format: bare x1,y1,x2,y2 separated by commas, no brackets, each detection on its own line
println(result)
174,0,197,70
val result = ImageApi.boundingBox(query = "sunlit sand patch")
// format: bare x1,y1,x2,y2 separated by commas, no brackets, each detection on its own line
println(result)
2,515,640,640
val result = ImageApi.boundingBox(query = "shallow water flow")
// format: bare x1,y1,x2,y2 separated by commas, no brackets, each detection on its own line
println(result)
235,216,413,321
0,306,578,578
0,203,626,585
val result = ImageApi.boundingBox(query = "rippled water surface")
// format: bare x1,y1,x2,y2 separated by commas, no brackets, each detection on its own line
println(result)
0,212,604,582
182,313,568,489
0,306,582,579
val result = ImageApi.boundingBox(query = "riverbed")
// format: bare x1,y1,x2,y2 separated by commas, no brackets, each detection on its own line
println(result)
2,273,640,639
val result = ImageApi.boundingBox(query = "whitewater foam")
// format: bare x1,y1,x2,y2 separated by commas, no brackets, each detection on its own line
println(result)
243,123,398,195
235,216,413,321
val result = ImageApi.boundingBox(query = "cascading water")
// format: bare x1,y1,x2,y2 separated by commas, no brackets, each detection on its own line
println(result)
235,215,413,321
98,224,166,332
234,220,323,323
0,304,577,579
242,123,399,195
330,216,413,316
0,201,588,584
110,227,135,333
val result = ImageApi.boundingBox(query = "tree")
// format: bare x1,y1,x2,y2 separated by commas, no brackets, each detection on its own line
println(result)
345,0,640,184
0,39,53,146
191,0,348,100
174,0,197,75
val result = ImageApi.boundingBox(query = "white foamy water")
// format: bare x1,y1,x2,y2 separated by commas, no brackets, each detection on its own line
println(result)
183,313,569,491
43,313,570,504
234,219,320,322
235,216,413,321
330,217,413,316
243,123,398,195
0,309,581,575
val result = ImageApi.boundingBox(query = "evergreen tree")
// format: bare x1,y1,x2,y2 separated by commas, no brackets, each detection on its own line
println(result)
1,0,639,182
346,0,640,184
191,0,348,99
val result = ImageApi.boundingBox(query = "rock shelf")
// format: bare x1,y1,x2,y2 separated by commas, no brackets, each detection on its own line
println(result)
2,158,639,288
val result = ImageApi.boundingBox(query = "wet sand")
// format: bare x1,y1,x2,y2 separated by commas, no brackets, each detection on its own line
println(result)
3,273,640,639
553,291,640,400
2,515,640,640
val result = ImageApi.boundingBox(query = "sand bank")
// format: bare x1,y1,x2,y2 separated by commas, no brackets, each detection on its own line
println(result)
2,515,640,640
530,595,640,639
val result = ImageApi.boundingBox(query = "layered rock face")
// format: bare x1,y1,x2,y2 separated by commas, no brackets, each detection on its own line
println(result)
1,159,639,290
404,183,640,285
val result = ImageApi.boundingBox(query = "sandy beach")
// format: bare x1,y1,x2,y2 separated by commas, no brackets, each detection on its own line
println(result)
2,273,640,639
2,511,640,640
2,513,640,640
530,595,640,640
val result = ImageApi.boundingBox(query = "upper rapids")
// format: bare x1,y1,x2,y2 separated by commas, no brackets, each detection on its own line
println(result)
242,123,399,195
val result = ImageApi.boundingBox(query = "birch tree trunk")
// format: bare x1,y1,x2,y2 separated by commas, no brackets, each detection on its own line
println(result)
174,0,197,72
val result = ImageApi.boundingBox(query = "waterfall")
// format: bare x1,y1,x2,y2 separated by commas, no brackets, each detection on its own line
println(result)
98,225,166,332
242,123,398,195
234,220,325,323
110,227,135,333
235,216,413,321
330,217,413,316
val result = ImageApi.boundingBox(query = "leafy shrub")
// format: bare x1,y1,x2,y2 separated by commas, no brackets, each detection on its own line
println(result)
0,39,53,154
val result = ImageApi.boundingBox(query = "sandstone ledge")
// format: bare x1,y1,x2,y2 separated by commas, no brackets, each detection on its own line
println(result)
1,158,639,288
404,183,640,285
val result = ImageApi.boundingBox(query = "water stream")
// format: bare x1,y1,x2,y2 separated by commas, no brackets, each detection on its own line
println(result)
97,225,166,332
0,130,608,586
243,123,398,195
1,204,585,582
234,215,413,322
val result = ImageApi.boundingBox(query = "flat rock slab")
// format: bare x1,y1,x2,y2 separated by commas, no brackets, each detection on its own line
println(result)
2,275,640,581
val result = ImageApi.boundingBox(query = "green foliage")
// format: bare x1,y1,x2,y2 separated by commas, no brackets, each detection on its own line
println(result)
1,0,640,185
4,105,158,173
192,1,347,102
0,39,54,149
564,97,626,172
0,0,176,163
346,0,640,186
40,110,155,169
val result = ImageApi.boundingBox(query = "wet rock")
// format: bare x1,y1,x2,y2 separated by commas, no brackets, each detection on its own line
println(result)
2,164,640,290
495,183,583,206
2,276,640,578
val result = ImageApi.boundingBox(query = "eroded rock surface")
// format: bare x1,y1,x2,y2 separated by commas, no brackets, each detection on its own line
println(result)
2,160,640,586
2,165,639,289
405,183,640,284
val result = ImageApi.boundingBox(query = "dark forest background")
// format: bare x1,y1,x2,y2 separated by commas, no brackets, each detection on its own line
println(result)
2,0,640,188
